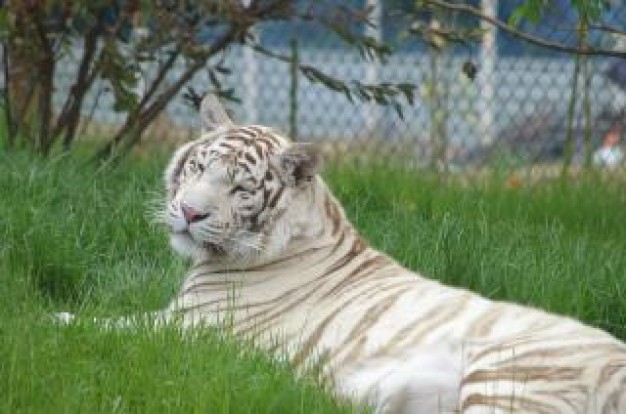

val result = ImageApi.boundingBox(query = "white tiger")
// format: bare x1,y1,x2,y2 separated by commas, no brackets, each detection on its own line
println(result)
63,95,626,413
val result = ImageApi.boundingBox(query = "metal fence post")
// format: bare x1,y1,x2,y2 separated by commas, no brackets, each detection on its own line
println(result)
478,0,496,148
289,37,299,141
364,0,382,138
242,29,259,124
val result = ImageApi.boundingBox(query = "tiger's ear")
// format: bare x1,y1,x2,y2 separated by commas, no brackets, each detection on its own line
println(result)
200,94,234,133
279,143,323,187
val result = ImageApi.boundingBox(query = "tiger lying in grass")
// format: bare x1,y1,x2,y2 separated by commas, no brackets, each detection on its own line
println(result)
59,95,626,413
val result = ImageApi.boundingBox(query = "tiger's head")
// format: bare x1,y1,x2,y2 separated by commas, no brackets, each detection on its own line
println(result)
163,125,323,264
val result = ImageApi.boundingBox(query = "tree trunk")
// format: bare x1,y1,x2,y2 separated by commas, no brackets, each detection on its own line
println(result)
6,28,39,149
6,2,50,154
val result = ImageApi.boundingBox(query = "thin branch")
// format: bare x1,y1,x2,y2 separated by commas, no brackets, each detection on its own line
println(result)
563,52,581,175
13,72,38,139
421,0,626,58
2,42,15,147
136,47,181,111
53,28,98,131
589,23,626,37
249,43,292,63
6,11,40,149
79,80,105,137
295,2,391,62
57,3,140,150
53,27,100,147
250,42,413,104
93,24,246,161
61,50,104,150
32,12,55,155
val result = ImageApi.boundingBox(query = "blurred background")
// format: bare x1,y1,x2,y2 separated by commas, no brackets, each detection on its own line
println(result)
2,0,625,177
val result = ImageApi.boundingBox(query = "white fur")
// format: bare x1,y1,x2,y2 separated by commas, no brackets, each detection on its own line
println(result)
57,126,626,414
338,346,462,414
159,133,626,414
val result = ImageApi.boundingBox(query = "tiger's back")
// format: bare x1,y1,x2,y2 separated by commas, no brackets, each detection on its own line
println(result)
170,177,626,413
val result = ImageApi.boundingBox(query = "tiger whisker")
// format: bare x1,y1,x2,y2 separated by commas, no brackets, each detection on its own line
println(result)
149,210,169,225
230,238,263,252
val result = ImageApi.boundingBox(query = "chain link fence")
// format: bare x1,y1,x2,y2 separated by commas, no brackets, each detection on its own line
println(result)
54,1,626,177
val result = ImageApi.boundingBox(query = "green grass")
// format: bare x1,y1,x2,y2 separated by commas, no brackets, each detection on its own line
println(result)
1,152,625,413
327,165,626,340
0,152,354,414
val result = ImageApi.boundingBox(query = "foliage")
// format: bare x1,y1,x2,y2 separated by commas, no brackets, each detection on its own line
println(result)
0,1,416,161
508,0,549,26
0,151,361,412
509,0,607,25
408,0,625,57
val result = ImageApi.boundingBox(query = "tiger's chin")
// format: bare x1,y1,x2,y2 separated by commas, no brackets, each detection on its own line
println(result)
169,231,260,264
170,231,208,260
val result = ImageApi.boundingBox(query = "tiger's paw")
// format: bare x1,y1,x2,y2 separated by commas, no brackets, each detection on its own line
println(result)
52,312,76,325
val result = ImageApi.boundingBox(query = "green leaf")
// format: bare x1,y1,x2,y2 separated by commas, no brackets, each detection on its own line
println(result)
0,9,9,32
397,83,416,105
507,0,547,26
392,101,404,120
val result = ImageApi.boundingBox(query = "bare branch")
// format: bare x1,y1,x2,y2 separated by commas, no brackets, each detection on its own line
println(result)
137,48,181,111
421,0,626,58
2,42,15,147
93,24,248,161
53,27,101,149
32,11,55,155
249,42,415,118
589,23,626,38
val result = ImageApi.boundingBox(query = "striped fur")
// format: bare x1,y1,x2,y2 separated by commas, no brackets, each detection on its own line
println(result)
159,124,626,413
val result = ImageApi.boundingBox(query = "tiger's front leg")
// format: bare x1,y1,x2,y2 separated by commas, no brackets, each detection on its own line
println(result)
53,311,76,325
51,309,175,329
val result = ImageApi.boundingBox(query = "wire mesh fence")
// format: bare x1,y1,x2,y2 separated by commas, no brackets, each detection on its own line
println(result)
53,1,626,177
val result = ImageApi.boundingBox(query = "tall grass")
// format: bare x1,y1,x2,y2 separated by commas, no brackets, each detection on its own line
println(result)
1,152,624,412
0,152,354,414
327,165,626,340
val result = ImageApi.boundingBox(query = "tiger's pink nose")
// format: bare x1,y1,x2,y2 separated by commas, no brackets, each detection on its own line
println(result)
181,203,209,224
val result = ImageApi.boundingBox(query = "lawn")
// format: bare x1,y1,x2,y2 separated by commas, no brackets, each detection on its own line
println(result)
1,151,625,413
